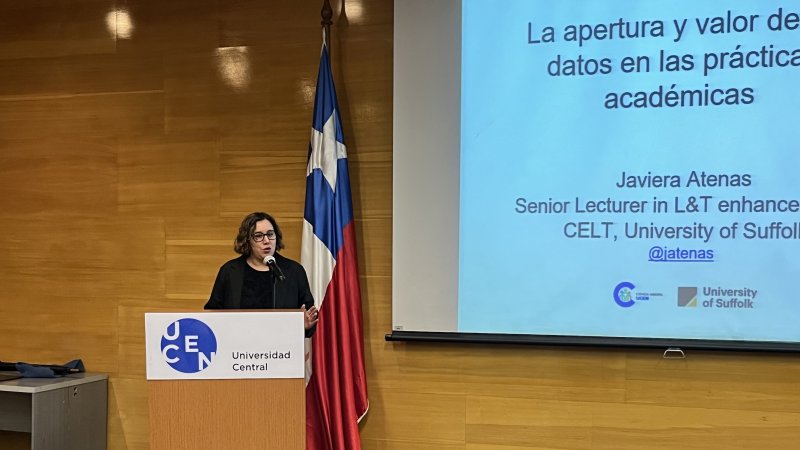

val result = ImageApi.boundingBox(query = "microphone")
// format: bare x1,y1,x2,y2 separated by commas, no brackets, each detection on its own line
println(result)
263,255,286,281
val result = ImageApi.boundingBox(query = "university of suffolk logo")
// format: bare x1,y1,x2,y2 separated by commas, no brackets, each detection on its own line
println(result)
678,287,698,307
160,318,217,373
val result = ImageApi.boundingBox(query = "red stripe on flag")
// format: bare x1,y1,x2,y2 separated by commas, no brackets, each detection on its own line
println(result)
306,222,368,450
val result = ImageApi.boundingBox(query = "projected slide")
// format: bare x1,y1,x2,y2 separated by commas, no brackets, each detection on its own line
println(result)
459,0,800,343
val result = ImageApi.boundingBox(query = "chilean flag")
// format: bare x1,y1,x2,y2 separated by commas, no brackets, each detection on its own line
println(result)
302,35,369,450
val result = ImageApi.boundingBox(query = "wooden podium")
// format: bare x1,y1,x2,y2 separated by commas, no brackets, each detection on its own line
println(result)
144,311,305,450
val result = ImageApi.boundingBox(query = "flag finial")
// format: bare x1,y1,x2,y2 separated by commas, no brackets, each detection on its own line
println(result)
321,0,332,48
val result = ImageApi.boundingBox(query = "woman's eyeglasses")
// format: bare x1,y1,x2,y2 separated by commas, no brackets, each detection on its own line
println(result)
251,231,277,242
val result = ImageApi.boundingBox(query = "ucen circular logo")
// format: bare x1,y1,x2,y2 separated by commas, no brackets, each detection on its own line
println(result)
160,318,217,373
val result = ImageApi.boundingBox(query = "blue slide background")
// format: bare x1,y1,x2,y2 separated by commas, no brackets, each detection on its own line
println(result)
458,0,800,342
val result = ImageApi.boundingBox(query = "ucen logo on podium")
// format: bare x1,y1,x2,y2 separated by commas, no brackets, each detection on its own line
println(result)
160,318,217,373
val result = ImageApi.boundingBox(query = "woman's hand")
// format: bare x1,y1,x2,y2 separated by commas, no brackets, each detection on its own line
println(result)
302,304,319,330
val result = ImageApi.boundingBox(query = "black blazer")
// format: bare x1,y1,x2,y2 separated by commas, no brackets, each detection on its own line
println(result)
204,253,316,336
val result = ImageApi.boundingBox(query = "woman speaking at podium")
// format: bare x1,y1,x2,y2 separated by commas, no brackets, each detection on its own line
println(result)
204,211,318,336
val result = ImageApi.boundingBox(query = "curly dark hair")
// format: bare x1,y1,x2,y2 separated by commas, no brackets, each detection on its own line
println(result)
233,212,285,255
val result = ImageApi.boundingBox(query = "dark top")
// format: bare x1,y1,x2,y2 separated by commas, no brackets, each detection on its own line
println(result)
204,253,316,336
241,264,275,309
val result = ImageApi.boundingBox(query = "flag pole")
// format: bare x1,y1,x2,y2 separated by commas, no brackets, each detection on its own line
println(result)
321,0,332,49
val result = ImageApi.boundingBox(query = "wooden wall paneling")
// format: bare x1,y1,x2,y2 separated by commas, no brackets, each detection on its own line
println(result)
0,216,163,372
335,68,392,127
270,217,306,262
106,377,150,450
361,275,391,338
256,102,313,139
165,241,233,300
0,0,116,60
0,92,165,139
466,396,595,449
359,389,466,446
163,215,243,301
162,50,238,134
348,151,392,217
117,135,220,216
118,0,220,54
0,217,165,299
461,347,627,404
219,145,309,219
589,401,800,450
217,0,322,44
464,395,800,449
465,445,552,450
336,32,393,86
368,342,625,403
219,132,306,170
359,272,392,408
341,110,393,150
362,439,465,450
164,215,242,241
354,216,391,277
267,42,320,100
0,53,164,98
624,350,800,412
0,296,118,372
367,341,472,398
0,138,116,214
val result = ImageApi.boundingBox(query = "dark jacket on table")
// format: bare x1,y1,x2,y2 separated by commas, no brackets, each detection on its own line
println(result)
204,253,316,336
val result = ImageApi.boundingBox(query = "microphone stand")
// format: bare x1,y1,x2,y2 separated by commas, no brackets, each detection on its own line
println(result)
263,255,284,309
272,269,278,309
